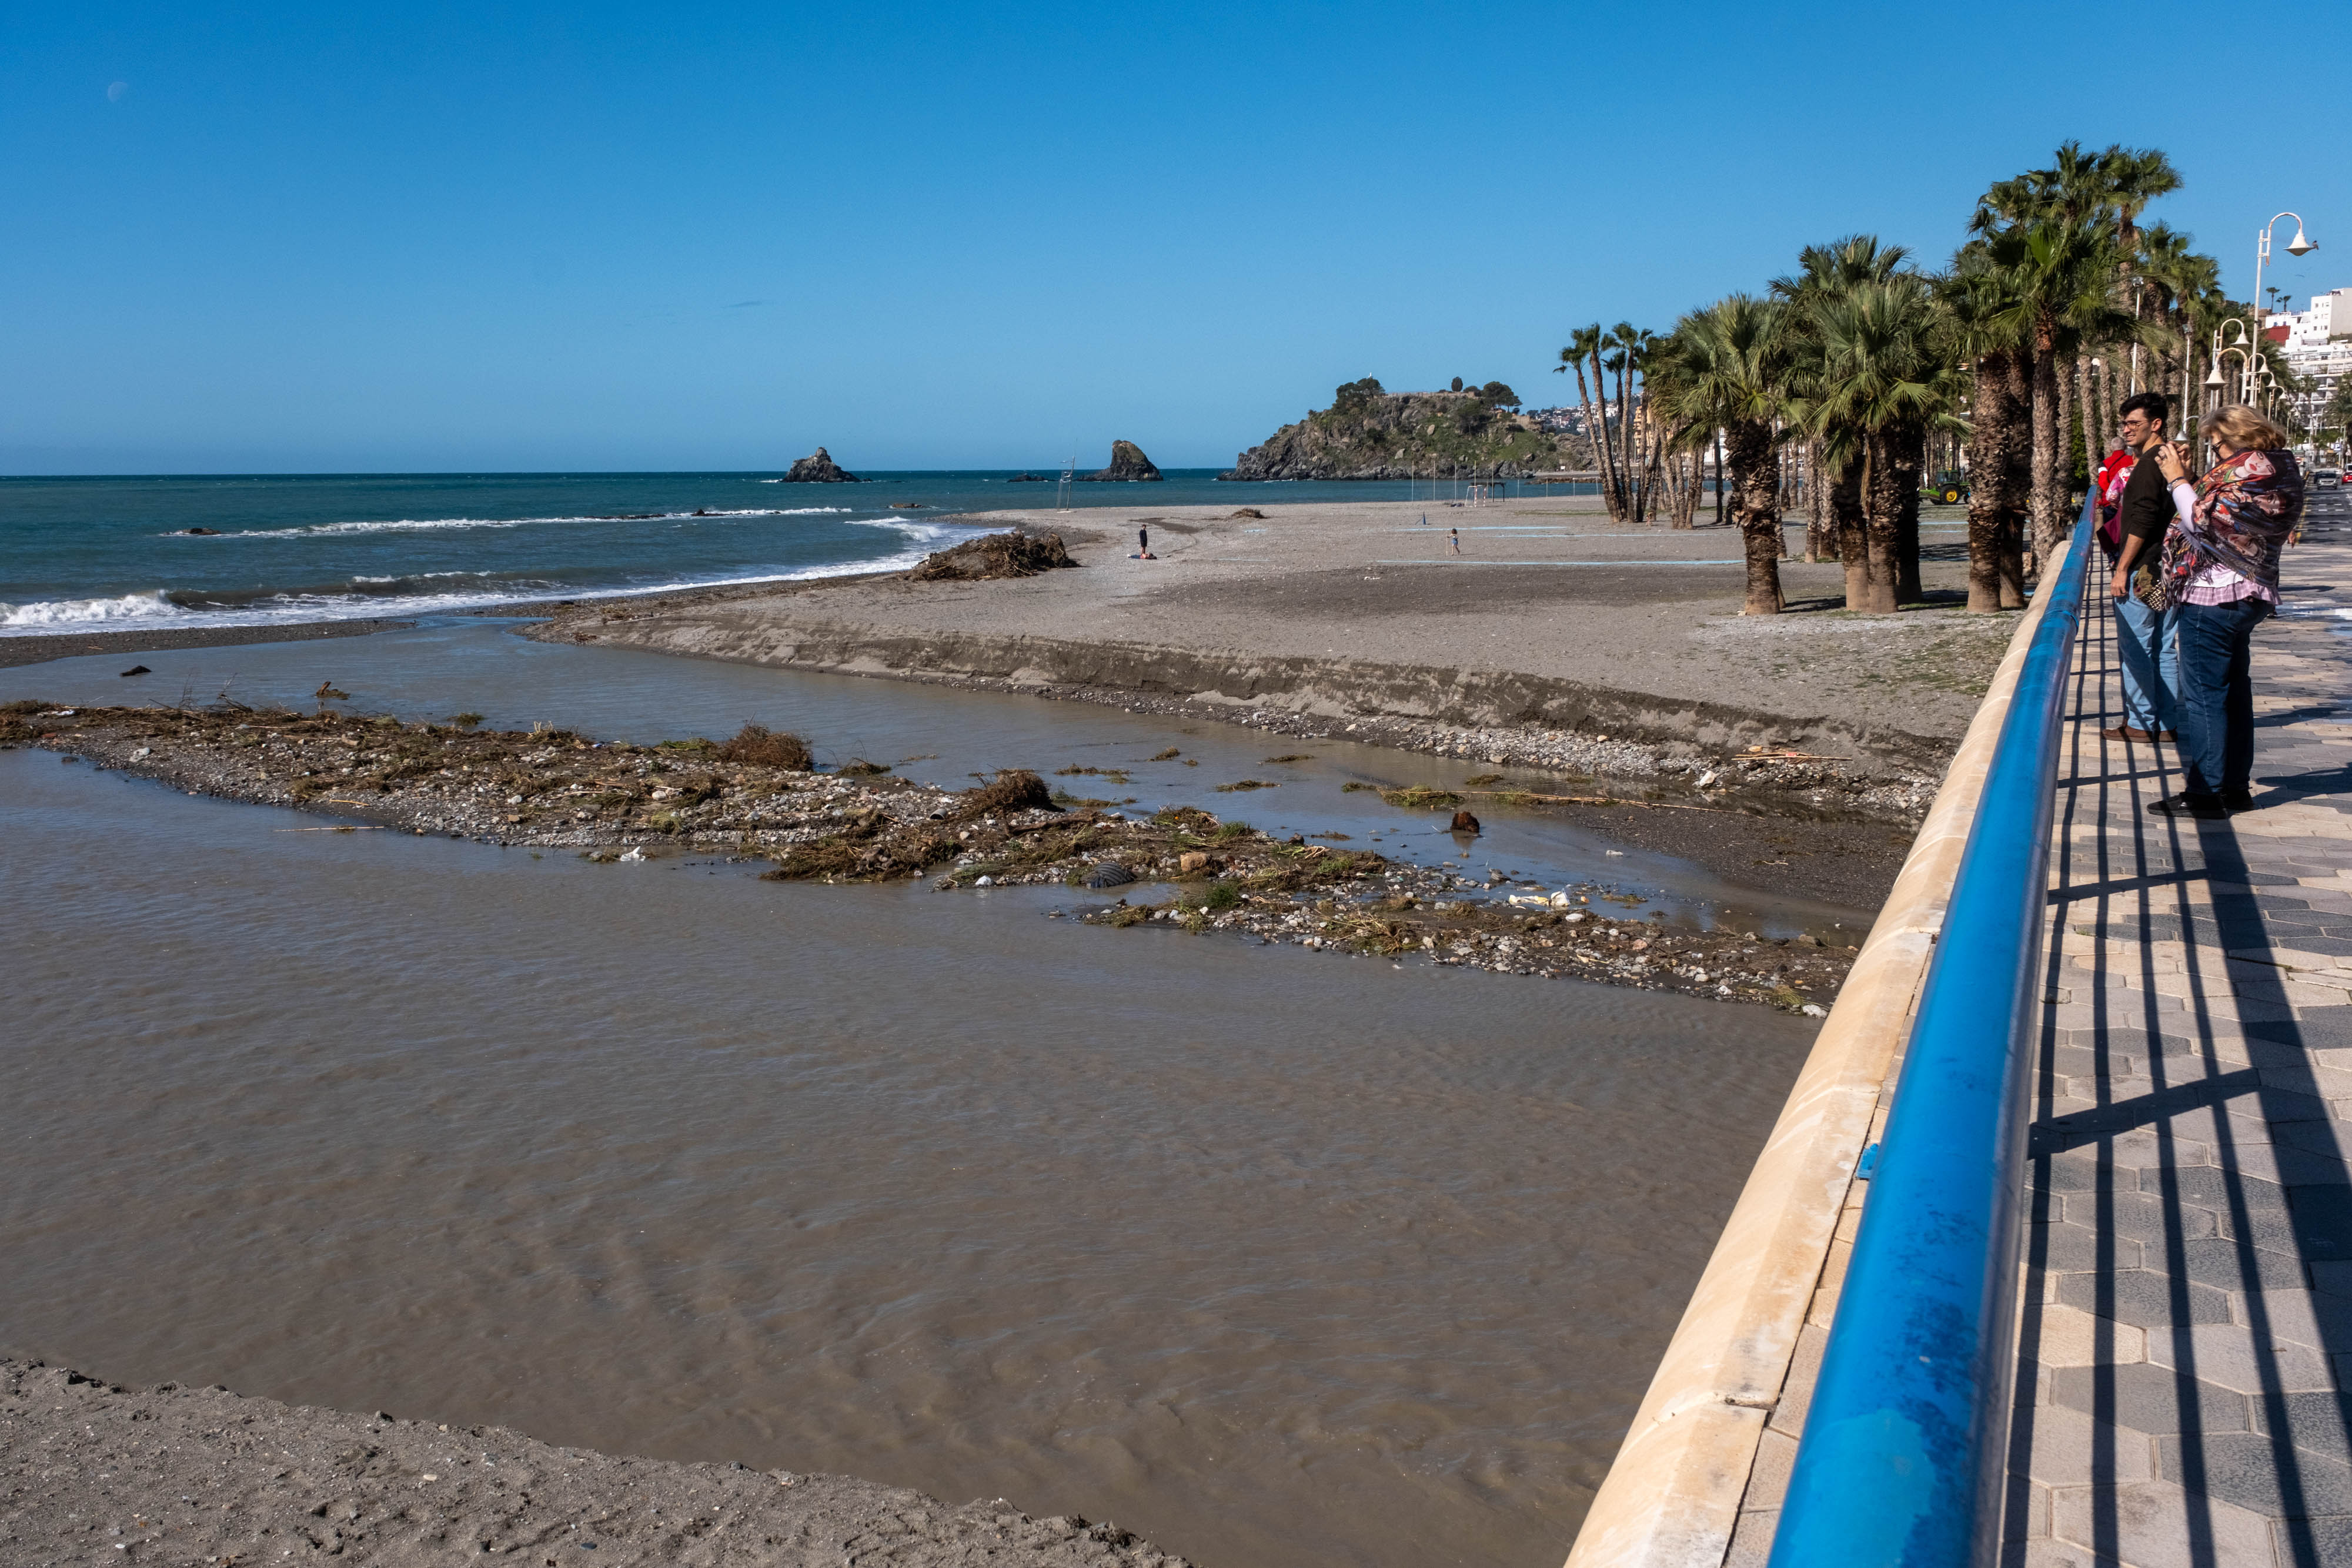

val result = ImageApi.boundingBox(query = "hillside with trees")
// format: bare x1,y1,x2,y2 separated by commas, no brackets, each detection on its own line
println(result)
1222,377,1586,479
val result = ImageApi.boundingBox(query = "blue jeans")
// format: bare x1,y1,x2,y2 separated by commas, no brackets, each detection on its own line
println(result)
2174,596,2272,798
2112,592,2177,732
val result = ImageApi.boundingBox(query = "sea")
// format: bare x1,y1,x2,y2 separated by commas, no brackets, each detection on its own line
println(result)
0,470,1529,636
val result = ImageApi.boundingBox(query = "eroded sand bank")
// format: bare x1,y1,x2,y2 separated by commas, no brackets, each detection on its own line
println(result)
534,498,2012,787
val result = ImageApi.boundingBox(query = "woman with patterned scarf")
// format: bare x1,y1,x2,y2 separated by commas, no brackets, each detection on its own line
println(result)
2146,405,2306,817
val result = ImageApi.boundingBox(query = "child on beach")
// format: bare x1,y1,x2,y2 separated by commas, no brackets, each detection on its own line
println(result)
1449,527,1461,556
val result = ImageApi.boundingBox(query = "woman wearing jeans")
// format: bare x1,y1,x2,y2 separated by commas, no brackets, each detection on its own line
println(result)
2146,406,2306,818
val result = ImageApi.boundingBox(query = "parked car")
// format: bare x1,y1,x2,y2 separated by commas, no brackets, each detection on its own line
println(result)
2315,468,2341,489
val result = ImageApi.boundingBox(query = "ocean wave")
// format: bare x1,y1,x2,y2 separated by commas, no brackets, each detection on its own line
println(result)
0,534,990,640
173,507,854,539
0,591,182,629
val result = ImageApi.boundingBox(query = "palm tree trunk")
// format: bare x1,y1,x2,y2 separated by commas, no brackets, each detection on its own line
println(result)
2056,348,2079,547
1804,441,1826,561
1714,430,1727,527
1616,361,1639,521
1892,424,1925,604
1966,349,2030,612
2028,332,2064,574
1729,420,1783,615
1584,356,1625,523
1616,360,1633,518
1832,457,1867,609
1857,434,1902,614
1569,363,1610,511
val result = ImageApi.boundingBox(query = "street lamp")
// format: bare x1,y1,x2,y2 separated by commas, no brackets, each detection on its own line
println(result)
2251,210,2317,402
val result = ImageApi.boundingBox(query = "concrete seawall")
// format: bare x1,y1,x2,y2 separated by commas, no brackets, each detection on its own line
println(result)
1560,535,2080,1568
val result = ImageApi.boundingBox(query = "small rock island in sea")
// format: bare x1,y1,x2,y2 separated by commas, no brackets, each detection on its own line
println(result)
781,447,861,483
1078,440,1164,482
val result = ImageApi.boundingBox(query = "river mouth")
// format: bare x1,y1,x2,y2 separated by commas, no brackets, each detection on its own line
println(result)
1,626,1829,1568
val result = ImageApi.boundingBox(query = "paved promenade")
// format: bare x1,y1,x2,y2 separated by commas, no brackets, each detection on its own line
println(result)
2009,483,2352,1566
1699,488,2352,1567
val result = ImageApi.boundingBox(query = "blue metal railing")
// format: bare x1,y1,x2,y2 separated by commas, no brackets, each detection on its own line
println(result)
1767,508,2094,1567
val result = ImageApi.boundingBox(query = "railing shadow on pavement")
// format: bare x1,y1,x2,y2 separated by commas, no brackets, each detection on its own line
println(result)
2009,568,2352,1566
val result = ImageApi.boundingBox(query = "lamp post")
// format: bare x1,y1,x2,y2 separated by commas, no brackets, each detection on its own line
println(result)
2251,210,2316,404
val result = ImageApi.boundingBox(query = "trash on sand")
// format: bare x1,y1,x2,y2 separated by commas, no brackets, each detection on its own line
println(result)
119,665,151,677
619,846,646,862
1802,1004,1828,1018
1178,851,1211,873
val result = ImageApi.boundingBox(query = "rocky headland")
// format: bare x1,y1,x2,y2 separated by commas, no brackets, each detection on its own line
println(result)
781,447,860,483
1223,377,1589,480
1079,440,1163,482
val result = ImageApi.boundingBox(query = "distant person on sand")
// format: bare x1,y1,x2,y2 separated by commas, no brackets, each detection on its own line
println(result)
1137,524,1153,560
1449,527,1461,556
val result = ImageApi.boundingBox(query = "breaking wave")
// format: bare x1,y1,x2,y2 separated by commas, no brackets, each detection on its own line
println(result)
173,507,854,540
0,529,993,638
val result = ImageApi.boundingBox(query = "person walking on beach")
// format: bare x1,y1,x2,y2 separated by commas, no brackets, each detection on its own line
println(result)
2145,404,2304,818
2103,393,2180,744
1137,524,1151,560
1448,527,1461,556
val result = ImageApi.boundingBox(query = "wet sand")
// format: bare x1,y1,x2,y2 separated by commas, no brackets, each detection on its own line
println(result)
3,1360,1187,1566
0,616,414,669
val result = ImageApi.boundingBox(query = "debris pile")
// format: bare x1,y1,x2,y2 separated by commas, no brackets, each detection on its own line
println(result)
907,531,1077,583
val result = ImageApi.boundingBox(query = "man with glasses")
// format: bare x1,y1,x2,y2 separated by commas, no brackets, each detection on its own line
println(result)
2104,392,2178,744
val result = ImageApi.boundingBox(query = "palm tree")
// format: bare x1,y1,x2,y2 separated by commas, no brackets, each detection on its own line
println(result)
1608,324,1664,523
1658,296,1791,616
1808,273,1959,612
1772,236,1912,606
1554,324,1626,520
1971,145,2177,571
1969,213,2129,570
1941,248,2033,611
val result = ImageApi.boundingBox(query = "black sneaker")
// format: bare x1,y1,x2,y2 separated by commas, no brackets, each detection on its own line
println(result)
2223,790,2256,813
2147,791,2229,819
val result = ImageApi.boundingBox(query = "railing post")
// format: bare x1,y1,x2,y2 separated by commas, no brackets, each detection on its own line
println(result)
1765,511,2092,1567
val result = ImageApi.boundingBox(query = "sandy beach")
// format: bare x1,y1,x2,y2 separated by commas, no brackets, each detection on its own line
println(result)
536,497,2010,789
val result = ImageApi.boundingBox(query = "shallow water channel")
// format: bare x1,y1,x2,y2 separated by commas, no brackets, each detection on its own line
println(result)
1,624,1830,1567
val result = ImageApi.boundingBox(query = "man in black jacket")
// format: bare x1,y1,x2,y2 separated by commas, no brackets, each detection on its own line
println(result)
2104,392,2179,744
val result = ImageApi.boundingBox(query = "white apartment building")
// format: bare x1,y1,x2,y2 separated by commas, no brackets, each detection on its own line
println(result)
2266,287,2352,427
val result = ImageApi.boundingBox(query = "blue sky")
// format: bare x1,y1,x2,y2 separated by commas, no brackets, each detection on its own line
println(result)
4,2,2342,474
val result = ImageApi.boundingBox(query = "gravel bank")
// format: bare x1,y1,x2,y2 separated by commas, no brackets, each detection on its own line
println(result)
5,701,1857,1010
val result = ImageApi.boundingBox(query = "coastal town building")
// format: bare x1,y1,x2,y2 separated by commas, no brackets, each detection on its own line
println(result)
2267,286,2351,429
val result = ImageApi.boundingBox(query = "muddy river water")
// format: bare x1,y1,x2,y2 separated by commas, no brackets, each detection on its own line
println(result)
1,624,1831,1567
